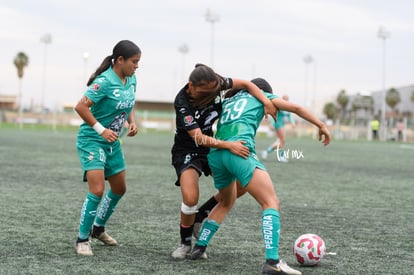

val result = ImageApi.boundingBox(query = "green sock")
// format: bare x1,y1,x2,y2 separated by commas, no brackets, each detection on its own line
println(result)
262,208,280,261
196,219,220,247
266,146,274,153
78,192,101,240
94,189,123,227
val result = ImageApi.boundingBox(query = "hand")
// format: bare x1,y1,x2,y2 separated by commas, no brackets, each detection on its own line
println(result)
263,100,277,121
318,125,331,146
227,140,250,158
101,129,119,143
127,122,138,136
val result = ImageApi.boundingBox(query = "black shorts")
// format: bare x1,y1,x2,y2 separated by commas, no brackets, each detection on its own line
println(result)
172,152,212,186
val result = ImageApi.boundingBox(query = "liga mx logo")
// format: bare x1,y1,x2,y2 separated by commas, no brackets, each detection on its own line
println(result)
183,115,194,126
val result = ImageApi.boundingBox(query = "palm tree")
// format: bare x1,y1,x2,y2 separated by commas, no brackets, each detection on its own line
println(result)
14,51,29,128
323,102,338,120
351,94,374,126
336,89,349,122
386,88,401,121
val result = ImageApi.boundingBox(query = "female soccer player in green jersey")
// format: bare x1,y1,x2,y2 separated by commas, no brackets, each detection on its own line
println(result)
74,40,141,256
190,78,330,275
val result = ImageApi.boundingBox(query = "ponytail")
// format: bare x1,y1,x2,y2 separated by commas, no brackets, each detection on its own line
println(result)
87,55,113,86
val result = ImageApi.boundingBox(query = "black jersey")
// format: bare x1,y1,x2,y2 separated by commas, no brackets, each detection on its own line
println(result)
171,79,233,155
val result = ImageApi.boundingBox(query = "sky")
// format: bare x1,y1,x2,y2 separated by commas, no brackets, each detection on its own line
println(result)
1,0,413,111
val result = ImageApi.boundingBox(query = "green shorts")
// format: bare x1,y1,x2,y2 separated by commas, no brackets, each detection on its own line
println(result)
274,119,285,131
77,140,126,182
207,149,266,189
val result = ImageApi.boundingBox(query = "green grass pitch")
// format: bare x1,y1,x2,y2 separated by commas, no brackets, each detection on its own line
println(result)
0,127,413,274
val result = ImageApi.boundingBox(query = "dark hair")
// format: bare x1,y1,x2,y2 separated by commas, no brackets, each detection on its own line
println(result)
189,64,220,85
189,63,226,107
251,78,273,94
87,40,141,86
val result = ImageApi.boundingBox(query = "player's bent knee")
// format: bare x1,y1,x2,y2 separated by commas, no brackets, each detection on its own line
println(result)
181,202,198,215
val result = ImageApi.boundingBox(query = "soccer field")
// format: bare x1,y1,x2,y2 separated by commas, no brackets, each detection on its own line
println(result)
0,127,413,274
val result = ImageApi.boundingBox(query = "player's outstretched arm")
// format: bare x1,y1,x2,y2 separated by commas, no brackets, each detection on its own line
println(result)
272,98,330,146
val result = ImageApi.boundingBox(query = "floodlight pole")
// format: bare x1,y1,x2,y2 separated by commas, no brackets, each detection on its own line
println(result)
205,9,219,67
377,26,390,141
178,44,189,84
18,78,23,129
40,33,52,111
83,52,89,85
303,55,313,108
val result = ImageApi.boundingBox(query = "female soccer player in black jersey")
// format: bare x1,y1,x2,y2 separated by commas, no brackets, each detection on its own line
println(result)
171,64,276,259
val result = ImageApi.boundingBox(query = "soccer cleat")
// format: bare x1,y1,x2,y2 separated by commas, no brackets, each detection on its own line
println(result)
91,229,118,246
261,150,268,160
200,251,208,259
171,244,192,260
262,259,302,275
277,156,289,163
75,241,93,256
193,222,202,240
190,245,207,260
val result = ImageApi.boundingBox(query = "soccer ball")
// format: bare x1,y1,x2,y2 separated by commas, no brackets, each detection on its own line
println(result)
293,233,326,266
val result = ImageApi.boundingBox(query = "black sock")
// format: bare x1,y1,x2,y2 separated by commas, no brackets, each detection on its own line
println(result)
180,224,193,245
91,225,104,236
76,237,89,243
195,196,218,223
266,259,279,265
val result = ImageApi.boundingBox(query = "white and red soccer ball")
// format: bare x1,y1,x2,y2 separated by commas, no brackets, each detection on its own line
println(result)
293,233,326,266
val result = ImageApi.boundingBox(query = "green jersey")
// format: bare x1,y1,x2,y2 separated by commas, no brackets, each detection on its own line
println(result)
214,90,277,152
77,67,137,142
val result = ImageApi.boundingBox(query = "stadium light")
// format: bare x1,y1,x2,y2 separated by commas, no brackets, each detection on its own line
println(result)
178,44,189,84
303,55,314,108
377,26,390,141
40,33,52,111
82,52,89,85
205,8,220,67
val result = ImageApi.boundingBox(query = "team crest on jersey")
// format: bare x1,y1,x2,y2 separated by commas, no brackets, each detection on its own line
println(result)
183,115,195,126
93,83,100,91
108,112,127,135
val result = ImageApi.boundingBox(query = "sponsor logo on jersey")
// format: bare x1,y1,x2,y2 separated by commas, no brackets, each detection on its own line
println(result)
205,111,218,125
113,89,121,97
115,100,134,109
195,110,200,119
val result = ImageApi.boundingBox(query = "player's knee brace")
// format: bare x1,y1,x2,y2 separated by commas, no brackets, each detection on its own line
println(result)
181,202,198,215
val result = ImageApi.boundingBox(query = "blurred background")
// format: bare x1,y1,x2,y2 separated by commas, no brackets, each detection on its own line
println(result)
1,0,413,141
